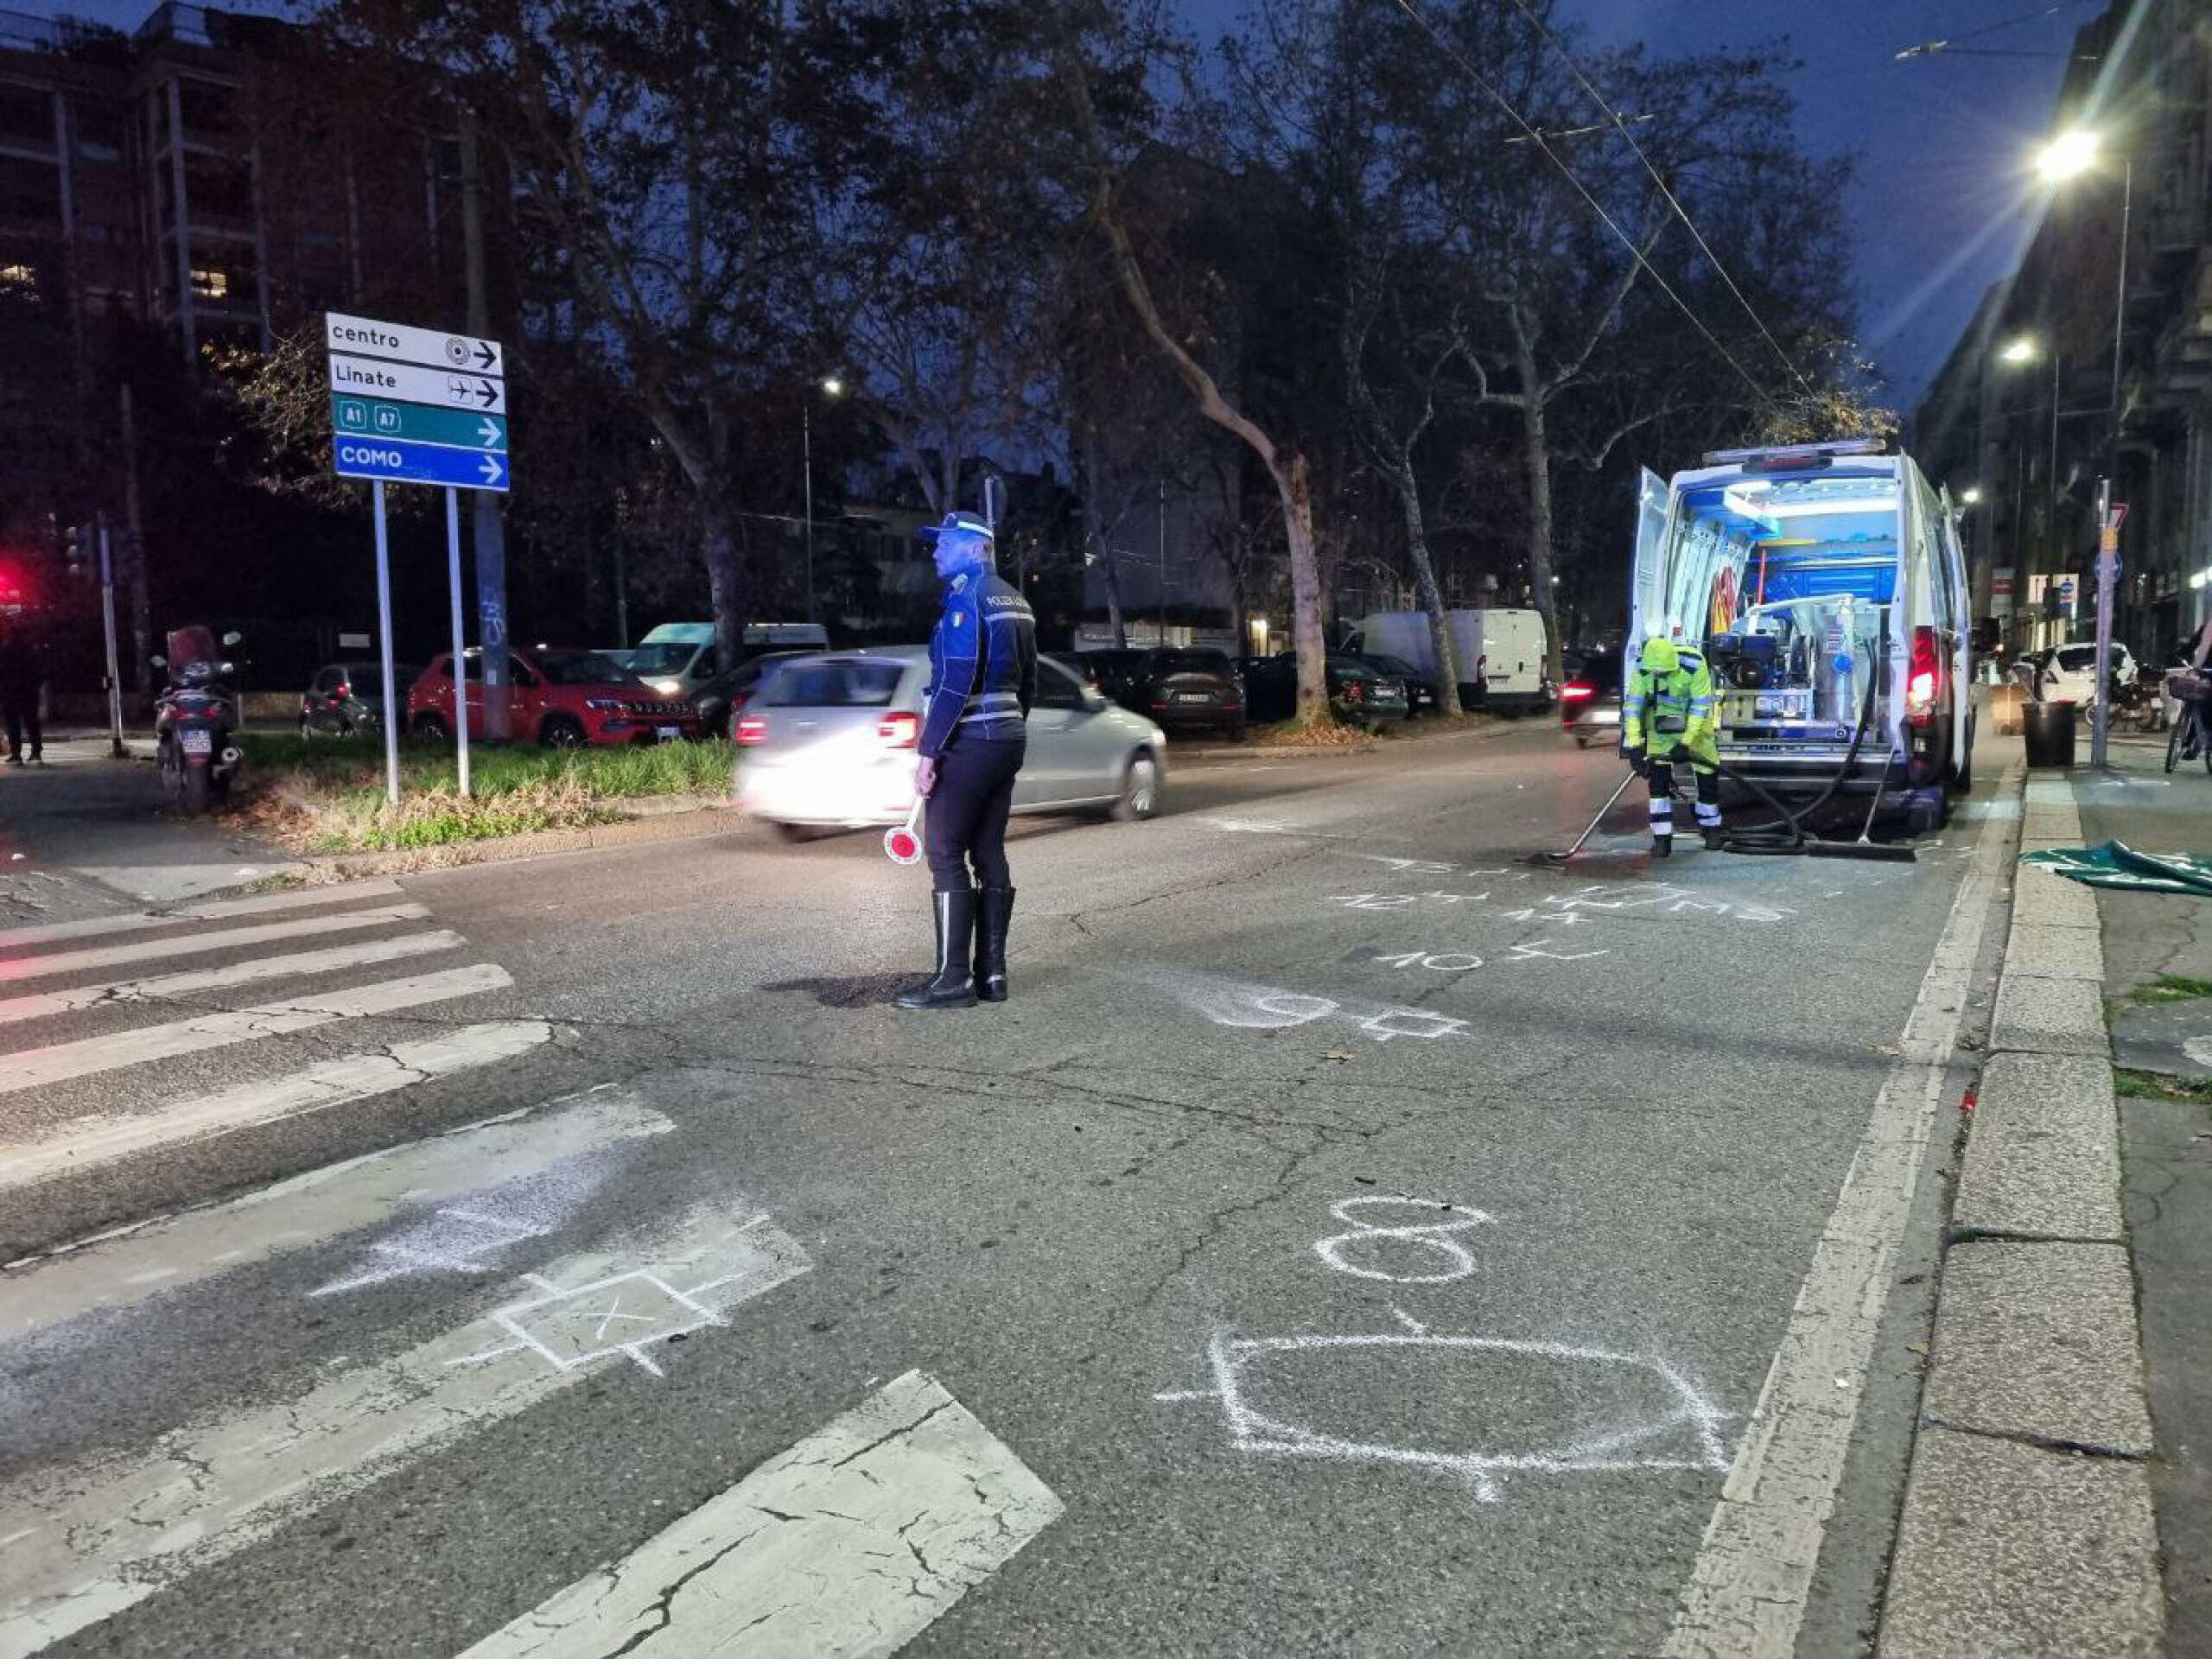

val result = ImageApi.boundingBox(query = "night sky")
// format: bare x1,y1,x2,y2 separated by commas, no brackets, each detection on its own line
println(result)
21,0,2093,404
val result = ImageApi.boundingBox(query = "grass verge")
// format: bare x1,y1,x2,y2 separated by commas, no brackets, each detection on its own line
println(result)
2114,1067,2212,1107
2126,973,2212,1007
233,732,737,854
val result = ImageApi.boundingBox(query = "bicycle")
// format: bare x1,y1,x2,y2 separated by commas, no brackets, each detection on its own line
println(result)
2164,670,2212,774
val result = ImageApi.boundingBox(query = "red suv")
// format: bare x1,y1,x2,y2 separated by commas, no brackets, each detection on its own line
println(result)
408,646,701,747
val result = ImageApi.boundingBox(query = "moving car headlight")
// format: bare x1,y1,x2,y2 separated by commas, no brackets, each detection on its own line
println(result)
651,678,681,696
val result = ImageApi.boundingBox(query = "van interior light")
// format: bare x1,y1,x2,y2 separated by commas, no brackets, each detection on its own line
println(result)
2192,569,2211,590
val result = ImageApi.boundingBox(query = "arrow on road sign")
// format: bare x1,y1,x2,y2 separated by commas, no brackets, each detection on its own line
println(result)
478,417,501,448
479,454,505,487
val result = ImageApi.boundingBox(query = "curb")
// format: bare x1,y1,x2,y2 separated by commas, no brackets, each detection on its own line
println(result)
301,799,741,881
1177,715,1523,763
1878,772,2166,1656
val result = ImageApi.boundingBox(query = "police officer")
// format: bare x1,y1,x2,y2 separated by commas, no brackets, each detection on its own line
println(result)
1622,635,1722,857
896,511,1038,1010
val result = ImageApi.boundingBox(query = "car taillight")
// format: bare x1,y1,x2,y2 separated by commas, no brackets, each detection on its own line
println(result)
1560,682,1595,702
878,711,920,748
735,715,768,745
1907,626,1940,728
334,683,351,701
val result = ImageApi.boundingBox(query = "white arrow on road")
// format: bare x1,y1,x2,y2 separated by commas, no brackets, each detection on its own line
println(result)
480,454,505,486
478,417,501,448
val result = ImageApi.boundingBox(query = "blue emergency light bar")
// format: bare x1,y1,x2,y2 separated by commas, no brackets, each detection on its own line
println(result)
1701,438,1888,469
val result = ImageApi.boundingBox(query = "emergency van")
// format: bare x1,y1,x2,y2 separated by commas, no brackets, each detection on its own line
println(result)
1630,440,1974,827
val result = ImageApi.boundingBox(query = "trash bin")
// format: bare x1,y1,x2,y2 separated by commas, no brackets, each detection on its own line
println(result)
2023,699,2078,767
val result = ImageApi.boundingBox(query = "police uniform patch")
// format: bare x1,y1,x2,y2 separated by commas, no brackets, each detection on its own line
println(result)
952,613,964,628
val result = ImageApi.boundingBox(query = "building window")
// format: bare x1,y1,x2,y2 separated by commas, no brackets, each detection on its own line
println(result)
189,265,228,299
0,82,53,153
74,101,124,163
175,79,236,148
0,153,61,221
0,262,36,293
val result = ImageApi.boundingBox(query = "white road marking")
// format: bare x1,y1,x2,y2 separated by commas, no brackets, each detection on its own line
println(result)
0,963,510,1095
0,1205,811,1659
0,904,430,983
453,1370,1062,1658
0,1020,550,1198
3,1076,650,1332
0,880,404,950
0,930,466,1026
1661,769,2017,1658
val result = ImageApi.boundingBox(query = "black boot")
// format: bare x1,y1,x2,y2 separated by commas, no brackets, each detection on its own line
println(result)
896,887,979,1010
1650,834,1671,859
975,887,1015,1003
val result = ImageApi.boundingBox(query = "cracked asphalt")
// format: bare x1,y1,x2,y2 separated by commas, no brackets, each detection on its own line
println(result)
0,725,1993,1656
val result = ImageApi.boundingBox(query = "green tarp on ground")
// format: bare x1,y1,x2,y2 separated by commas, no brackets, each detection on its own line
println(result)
2020,840,2212,897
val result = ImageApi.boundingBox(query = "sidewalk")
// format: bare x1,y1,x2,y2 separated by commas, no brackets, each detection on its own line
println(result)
0,734,301,912
1879,731,2208,1656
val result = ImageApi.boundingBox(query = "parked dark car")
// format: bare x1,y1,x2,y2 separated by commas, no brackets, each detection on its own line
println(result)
1352,652,1442,715
300,661,422,739
1559,648,1624,748
1241,652,1409,729
1079,646,1248,741
691,651,805,741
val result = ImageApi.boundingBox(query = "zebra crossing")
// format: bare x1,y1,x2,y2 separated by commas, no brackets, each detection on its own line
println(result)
0,877,1062,1657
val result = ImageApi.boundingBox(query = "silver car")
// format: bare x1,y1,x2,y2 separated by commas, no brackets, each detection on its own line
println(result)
734,647,1168,836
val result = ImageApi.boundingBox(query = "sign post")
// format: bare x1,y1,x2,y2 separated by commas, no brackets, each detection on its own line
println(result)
2091,486,2126,770
324,311,508,804
95,515,124,760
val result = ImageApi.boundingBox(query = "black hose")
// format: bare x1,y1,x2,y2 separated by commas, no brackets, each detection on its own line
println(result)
1713,666,1886,856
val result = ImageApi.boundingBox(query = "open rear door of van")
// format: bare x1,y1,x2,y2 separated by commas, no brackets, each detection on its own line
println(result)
1629,468,1672,663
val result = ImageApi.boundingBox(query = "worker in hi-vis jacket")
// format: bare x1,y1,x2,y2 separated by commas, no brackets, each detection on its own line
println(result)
1622,635,1723,858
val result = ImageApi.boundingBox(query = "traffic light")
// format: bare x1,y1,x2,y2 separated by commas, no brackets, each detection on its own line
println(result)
63,523,87,581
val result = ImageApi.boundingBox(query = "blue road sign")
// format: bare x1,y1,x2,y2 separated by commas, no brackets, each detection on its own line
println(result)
334,435,511,493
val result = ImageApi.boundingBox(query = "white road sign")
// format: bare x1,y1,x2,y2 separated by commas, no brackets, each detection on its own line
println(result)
328,354,505,415
325,310,502,377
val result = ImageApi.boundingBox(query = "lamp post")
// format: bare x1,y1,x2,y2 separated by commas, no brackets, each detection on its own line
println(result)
803,377,843,624
1996,335,2060,652
2035,128,2132,766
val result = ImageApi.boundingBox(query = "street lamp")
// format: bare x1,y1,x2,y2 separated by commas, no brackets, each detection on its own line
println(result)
2031,125,2133,766
803,376,843,624
1961,487,1983,505
1999,335,2039,364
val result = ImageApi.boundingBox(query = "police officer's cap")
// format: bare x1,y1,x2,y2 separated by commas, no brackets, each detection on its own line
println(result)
918,511,995,543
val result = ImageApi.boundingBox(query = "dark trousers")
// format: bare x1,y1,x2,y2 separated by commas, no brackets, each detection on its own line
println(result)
1647,754,1720,838
925,737,1025,892
3,698,39,761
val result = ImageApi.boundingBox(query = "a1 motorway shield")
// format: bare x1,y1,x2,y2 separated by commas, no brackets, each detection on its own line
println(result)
332,395,507,452
334,436,510,493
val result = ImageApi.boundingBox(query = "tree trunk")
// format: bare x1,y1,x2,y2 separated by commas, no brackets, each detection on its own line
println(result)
1280,453,1327,726
701,499,747,673
1102,549,1127,648
1514,343,1566,686
1384,453,1463,710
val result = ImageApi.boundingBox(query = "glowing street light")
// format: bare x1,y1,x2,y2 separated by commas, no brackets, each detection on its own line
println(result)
2035,128,2101,182
1961,487,1983,505
821,376,844,397
1999,335,2039,364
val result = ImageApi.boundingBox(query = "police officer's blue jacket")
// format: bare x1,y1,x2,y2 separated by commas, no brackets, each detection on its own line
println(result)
918,569,1038,759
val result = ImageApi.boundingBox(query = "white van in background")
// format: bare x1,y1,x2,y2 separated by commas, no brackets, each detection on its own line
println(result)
611,621,830,697
1345,608,1554,712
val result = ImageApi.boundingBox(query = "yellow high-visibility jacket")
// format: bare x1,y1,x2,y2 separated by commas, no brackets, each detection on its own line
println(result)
1624,646,1719,766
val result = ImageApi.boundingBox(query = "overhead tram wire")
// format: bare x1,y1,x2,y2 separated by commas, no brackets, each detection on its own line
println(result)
1501,0,1821,404
1896,0,2101,60
1384,0,1779,415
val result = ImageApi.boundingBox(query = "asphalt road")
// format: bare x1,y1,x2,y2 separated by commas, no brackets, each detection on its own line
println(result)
0,727,2006,1658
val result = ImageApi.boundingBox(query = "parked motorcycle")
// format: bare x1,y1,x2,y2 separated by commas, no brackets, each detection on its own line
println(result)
153,625,244,815
2111,664,2166,733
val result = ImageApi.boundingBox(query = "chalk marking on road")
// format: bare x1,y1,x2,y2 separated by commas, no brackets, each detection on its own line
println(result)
1313,1196,1495,1283
1161,971,1480,1045
1158,1320,1731,1505
0,1204,810,1659
0,903,431,984
1660,766,2017,1659
0,963,511,1094
0,1020,552,1201
0,880,404,950
0,930,466,1026
451,1370,1062,1658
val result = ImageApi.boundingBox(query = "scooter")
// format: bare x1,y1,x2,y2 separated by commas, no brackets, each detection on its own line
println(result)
153,625,244,815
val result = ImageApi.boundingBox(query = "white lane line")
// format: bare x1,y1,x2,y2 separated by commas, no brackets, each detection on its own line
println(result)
0,880,404,950
1661,770,2017,1659
0,1206,812,1659
0,1020,550,1200
0,904,430,983
0,930,466,1027
3,1080,657,1335
0,963,511,1095
454,1370,1063,1659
